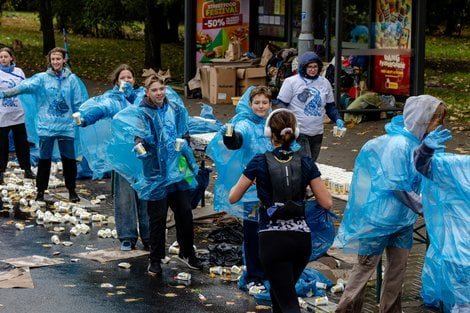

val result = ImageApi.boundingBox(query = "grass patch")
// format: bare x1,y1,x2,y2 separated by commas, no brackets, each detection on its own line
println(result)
1,11,469,121
0,11,184,83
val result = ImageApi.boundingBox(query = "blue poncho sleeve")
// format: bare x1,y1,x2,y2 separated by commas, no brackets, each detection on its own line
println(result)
78,89,132,179
334,116,420,255
420,153,470,310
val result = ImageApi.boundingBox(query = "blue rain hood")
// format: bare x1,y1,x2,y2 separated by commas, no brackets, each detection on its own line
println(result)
298,52,322,79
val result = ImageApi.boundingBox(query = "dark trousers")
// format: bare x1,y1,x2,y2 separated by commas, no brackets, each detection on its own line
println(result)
147,190,195,263
0,123,31,172
36,136,76,192
243,219,265,283
259,231,311,313
297,134,323,162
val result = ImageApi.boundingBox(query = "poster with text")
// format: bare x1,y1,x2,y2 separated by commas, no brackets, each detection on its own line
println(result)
196,0,250,63
373,0,412,95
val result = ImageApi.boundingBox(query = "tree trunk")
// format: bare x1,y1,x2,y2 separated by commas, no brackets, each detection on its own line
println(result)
167,1,181,43
144,0,161,69
38,0,56,55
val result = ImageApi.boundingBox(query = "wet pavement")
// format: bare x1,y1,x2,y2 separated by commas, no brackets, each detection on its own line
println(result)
1,83,468,313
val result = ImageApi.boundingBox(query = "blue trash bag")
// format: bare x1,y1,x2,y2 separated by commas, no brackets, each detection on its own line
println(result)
190,166,212,209
76,157,93,179
305,200,338,261
188,103,223,134
251,268,333,304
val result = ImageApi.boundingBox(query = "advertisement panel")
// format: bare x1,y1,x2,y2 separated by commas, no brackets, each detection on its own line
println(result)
196,0,250,63
373,0,412,95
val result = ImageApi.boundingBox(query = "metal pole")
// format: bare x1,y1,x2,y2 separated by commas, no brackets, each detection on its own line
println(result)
412,0,426,95
325,0,332,61
184,0,196,98
334,0,343,109
298,0,314,57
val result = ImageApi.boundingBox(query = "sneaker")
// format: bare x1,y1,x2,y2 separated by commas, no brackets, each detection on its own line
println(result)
248,284,266,296
24,169,36,179
35,191,45,201
147,261,162,275
69,190,80,203
176,253,203,270
120,240,132,251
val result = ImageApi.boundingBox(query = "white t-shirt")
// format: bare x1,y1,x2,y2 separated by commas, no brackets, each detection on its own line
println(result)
277,74,334,136
0,67,25,127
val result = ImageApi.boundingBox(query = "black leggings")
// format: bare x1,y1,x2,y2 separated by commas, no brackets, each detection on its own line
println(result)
0,123,31,172
259,231,311,313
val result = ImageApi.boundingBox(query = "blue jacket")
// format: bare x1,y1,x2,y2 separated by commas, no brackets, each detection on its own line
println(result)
4,66,88,138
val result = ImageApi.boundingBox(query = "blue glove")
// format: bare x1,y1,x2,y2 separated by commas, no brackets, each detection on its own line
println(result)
336,119,345,128
423,125,452,150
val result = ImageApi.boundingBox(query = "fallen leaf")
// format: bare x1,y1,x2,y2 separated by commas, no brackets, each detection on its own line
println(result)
94,270,104,273
116,291,126,295
107,293,115,296
100,283,114,288
320,146,328,150
351,149,358,152
175,285,186,289
115,285,127,289
204,304,213,307
124,298,144,303
226,301,235,305
256,305,272,310
159,293,178,297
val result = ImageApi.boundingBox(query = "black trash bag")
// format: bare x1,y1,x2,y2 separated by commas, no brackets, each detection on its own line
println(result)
208,242,243,266
190,166,212,209
208,223,243,245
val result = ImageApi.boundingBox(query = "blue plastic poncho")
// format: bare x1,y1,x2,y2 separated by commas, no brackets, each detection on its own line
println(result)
78,86,145,179
108,88,198,201
334,116,421,255
206,87,273,220
6,66,88,158
420,153,470,311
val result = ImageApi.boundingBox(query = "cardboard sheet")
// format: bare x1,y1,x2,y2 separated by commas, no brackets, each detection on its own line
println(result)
2,255,64,268
0,267,34,289
73,248,149,263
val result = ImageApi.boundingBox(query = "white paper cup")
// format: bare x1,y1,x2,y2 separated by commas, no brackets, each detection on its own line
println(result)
72,112,82,125
134,142,147,155
225,123,234,137
175,138,185,151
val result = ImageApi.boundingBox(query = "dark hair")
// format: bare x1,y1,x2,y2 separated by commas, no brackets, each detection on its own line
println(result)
47,47,67,63
110,64,136,86
426,102,448,133
269,110,297,148
249,85,272,102
0,47,15,64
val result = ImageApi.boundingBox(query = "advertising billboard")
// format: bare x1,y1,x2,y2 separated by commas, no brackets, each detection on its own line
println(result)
196,0,250,63
373,0,412,96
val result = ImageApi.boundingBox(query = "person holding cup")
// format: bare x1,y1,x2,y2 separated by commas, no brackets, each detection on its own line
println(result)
0,47,88,202
76,64,148,251
207,86,273,293
0,47,35,185
109,71,202,275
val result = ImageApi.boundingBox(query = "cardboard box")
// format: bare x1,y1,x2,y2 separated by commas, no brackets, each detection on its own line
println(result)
199,66,211,99
236,67,267,96
208,67,236,104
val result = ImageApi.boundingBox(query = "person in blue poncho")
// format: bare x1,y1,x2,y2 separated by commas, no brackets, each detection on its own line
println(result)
109,72,202,275
414,126,470,313
77,64,148,251
0,47,35,185
334,95,447,313
0,47,88,202
277,51,345,161
229,109,332,313
206,86,273,292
